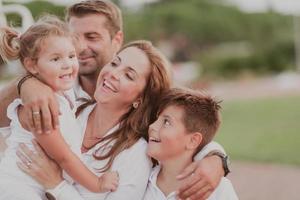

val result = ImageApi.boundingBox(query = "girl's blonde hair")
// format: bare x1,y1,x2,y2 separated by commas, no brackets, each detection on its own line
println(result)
0,15,74,65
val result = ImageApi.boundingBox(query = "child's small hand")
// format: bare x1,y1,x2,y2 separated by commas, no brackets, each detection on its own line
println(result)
98,171,119,193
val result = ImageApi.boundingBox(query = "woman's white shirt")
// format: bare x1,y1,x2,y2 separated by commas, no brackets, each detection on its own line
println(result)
53,104,152,200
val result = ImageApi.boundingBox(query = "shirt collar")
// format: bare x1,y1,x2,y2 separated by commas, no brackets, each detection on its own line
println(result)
148,165,178,200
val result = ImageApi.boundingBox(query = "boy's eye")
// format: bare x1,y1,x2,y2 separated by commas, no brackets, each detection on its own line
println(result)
111,61,118,67
69,54,76,59
163,118,170,126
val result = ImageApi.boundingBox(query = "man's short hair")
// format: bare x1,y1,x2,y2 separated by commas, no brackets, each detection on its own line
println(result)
66,0,123,37
158,88,222,151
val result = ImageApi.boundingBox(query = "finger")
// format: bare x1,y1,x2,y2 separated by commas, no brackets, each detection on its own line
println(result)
32,106,42,134
178,178,206,199
19,143,36,160
176,162,197,180
24,106,35,132
188,185,212,200
16,149,29,163
40,104,52,134
49,98,60,129
197,190,212,200
17,161,32,174
178,172,201,194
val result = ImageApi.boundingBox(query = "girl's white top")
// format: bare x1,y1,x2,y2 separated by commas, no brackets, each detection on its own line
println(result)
0,90,82,189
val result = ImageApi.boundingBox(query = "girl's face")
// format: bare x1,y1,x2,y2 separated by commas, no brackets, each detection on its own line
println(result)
147,105,191,162
94,46,151,109
33,35,79,92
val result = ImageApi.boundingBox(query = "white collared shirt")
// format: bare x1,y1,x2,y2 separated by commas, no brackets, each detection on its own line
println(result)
143,165,239,200
54,104,152,200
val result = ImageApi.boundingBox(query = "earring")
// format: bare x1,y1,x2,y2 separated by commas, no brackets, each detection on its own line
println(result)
133,102,139,109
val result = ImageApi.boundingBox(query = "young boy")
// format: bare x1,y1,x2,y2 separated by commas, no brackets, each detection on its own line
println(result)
144,88,238,200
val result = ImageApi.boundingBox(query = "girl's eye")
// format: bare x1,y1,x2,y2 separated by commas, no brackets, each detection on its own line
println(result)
69,54,76,59
52,57,59,62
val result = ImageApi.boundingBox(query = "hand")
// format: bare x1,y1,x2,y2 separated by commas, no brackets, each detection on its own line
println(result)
98,171,119,192
176,156,224,200
16,140,63,189
20,77,60,134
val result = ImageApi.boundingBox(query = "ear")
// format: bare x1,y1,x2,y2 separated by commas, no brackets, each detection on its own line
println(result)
186,132,203,150
132,98,142,109
23,57,38,75
112,30,123,53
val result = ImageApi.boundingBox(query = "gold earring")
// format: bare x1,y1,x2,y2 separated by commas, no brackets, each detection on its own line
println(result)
133,102,139,109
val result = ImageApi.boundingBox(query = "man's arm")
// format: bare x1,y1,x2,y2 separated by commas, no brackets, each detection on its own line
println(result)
19,76,60,134
177,141,228,200
0,78,19,127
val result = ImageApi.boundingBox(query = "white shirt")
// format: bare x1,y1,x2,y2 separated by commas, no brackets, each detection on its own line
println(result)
0,92,82,200
54,104,152,200
143,165,239,200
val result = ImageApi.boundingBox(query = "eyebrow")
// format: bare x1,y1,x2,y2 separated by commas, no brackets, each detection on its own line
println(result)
118,56,138,77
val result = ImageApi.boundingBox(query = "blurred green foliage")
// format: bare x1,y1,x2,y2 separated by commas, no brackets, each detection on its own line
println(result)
3,0,296,79
216,95,300,166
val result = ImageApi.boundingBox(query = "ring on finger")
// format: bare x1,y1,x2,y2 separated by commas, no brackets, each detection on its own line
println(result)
32,111,40,115
26,160,32,167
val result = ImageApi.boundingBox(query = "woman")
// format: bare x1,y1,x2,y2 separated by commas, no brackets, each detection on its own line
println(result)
17,40,172,200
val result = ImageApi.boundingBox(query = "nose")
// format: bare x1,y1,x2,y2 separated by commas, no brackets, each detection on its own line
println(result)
109,67,120,81
62,57,73,70
149,120,159,133
77,35,88,53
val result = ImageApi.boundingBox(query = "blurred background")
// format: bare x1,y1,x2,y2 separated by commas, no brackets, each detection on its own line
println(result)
1,0,300,199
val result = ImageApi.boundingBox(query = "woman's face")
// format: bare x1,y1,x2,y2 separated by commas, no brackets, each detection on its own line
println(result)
94,46,151,108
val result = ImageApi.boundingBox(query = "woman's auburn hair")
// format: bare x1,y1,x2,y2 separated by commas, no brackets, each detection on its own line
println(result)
88,40,172,172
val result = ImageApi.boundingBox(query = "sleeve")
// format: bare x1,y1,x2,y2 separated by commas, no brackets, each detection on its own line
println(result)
103,141,152,200
0,126,11,138
194,141,227,161
212,178,239,200
47,180,85,200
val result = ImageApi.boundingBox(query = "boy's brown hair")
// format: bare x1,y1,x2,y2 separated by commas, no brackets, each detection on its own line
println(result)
66,0,122,38
157,88,222,153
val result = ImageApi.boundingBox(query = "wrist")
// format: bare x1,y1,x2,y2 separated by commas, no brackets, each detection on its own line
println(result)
17,74,34,96
45,180,67,200
206,150,230,177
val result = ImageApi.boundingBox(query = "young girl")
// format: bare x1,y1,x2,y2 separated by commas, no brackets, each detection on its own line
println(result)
0,16,118,200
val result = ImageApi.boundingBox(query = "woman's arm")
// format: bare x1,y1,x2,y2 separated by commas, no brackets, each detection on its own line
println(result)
16,140,86,200
18,106,103,193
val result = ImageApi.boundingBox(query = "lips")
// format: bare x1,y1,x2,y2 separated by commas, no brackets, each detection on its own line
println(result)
149,136,161,143
102,79,118,93
59,73,72,80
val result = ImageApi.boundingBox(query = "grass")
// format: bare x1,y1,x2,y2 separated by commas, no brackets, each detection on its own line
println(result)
215,95,300,166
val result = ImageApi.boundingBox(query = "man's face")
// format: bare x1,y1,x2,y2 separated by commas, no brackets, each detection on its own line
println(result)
69,14,120,78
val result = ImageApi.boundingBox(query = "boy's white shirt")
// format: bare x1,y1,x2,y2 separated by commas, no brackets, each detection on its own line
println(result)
143,165,238,200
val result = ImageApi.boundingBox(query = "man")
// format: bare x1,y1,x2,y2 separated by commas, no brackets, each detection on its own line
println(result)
0,1,229,199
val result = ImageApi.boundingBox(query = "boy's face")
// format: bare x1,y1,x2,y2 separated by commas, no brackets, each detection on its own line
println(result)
147,105,191,162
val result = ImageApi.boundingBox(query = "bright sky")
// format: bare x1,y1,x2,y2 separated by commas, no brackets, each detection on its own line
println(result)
5,0,300,15
226,0,300,15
